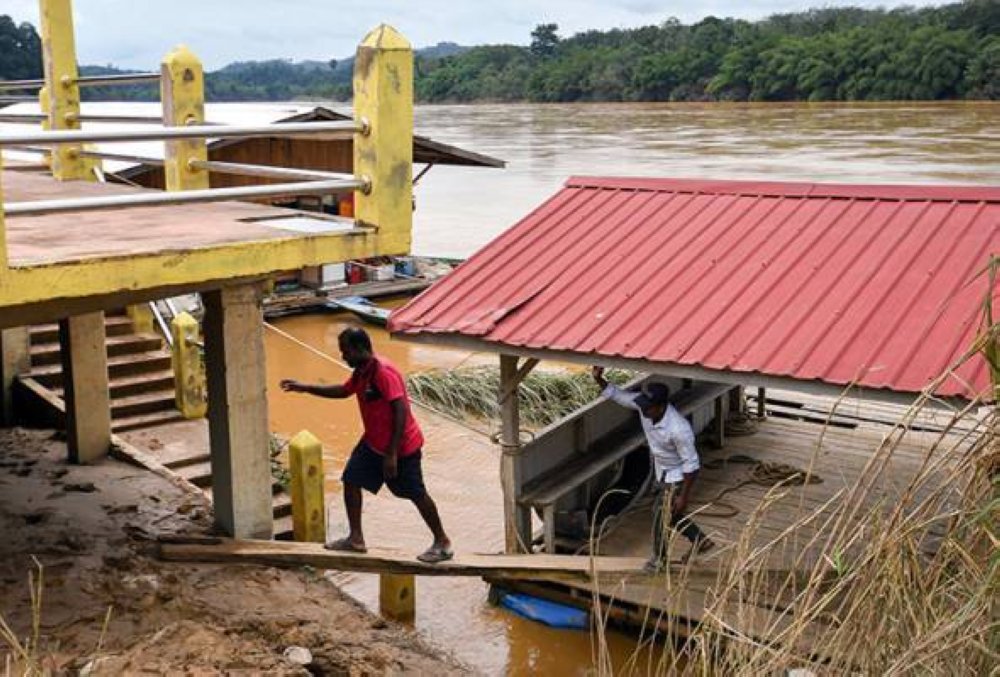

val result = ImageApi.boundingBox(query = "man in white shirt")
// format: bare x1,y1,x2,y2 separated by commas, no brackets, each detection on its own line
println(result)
593,367,715,571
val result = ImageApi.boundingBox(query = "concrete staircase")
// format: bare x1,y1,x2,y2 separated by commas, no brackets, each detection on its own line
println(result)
25,313,185,432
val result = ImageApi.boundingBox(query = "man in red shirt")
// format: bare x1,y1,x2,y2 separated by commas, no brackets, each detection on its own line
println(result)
280,327,453,563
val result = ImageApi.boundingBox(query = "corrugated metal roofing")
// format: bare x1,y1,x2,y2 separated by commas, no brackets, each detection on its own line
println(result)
390,177,1000,400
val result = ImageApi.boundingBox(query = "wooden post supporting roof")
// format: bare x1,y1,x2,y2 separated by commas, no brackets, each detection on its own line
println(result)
203,284,273,539
353,24,413,254
39,0,97,181
499,354,534,553
59,312,111,463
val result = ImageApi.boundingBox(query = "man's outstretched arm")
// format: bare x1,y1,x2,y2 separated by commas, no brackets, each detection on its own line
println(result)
280,379,350,399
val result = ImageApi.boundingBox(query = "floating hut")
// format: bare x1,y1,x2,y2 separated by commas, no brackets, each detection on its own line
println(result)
389,176,999,657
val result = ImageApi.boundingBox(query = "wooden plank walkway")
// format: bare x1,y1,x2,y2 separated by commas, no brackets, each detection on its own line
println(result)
159,536,647,582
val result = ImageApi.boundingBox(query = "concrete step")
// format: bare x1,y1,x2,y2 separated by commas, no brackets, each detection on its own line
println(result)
49,370,175,400
110,391,178,419
163,452,211,471
30,334,164,367
273,515,295,541
30,316,135,346
111,409,186,434
28,351,173,388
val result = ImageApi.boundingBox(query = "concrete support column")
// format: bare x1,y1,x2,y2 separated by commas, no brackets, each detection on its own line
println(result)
59,313,111,463
1,327,31,425
202,284,272,539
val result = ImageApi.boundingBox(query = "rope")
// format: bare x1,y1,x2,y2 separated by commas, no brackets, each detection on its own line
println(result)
695,454,823,518
263,321,494,439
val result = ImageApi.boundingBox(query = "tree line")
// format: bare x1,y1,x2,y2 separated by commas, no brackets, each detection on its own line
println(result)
416,2,998,102
2,3,997,104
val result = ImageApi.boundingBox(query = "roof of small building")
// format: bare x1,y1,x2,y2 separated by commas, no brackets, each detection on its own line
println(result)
390,176,1000,401
0,101,504,172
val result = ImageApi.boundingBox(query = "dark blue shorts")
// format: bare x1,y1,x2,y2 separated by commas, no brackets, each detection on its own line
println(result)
341,441,426,500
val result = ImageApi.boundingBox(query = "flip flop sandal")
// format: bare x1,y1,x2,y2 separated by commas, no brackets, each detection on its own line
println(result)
417,543,454,564
324,536,367,553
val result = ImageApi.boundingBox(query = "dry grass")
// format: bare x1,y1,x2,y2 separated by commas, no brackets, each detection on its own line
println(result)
589,291,1000,674
407,366,632,429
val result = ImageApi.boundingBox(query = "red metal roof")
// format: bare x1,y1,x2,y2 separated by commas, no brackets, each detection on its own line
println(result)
391,177,1000,399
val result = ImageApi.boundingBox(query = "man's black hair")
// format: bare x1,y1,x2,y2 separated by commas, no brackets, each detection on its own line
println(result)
338,327,373,353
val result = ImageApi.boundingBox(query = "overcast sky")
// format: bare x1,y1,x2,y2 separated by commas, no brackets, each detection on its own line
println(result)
6,1,948,70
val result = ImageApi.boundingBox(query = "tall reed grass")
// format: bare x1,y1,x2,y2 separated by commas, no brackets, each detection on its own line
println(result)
407,366,632,428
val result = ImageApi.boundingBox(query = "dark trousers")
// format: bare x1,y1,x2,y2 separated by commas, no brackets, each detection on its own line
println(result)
652,482,706,561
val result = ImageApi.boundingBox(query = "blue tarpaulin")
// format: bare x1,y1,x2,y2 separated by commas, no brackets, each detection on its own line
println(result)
499,592,589,630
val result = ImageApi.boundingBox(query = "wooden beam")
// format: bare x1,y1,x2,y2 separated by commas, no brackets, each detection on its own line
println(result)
393,332,955,410
203,284,273,539
499,354,531,553
59,312,110,463
499,357,539,404
159,537,646,582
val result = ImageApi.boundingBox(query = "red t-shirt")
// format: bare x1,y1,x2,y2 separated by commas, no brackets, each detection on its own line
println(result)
342,358,423,457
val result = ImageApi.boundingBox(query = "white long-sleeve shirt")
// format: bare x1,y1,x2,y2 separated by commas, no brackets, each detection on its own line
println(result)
602,384,700,484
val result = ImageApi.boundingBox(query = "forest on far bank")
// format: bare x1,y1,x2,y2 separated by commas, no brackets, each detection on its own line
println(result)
1,1,997,104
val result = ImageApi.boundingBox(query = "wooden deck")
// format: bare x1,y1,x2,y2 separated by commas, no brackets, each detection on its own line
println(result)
510,402,973,650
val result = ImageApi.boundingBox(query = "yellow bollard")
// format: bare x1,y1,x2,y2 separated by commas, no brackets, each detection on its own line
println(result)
126,303,155,335
169,312,207,419
352,25,413,254
379,573,416,623
160,45,209,192
288,430,326,543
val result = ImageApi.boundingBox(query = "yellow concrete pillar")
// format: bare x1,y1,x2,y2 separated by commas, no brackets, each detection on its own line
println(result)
1,327,31,425
38,86,52,169
59,312,111,463
170,311,207,419
352,25,413,254
379,573,416,623
126,303,155,335
0,153,7,270
160,45,209,191
39,0,97,181
288,430,326,543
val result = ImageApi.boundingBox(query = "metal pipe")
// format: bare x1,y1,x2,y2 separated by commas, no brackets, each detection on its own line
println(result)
8,144,167,167
0,120,362,147
189,159,354,182
0,96,38,103
71,73,160,87
4,178,368,217
0,113,174,124
149,301,173,347
0,73,159,91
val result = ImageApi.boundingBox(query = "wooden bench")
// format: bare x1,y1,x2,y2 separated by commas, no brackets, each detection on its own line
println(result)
520,382,734,553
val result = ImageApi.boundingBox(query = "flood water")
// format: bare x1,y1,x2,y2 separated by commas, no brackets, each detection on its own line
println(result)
267,101,999,675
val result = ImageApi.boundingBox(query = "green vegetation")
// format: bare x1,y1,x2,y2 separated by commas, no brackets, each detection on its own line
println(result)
0,16,41,81
2,3,996,103
417,2,999,102
406,366,633,429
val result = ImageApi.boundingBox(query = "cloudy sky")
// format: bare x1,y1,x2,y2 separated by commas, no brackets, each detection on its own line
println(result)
6,0,947,70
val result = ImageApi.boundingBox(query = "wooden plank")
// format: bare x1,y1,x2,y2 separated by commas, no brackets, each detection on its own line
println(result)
159,537,647,582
